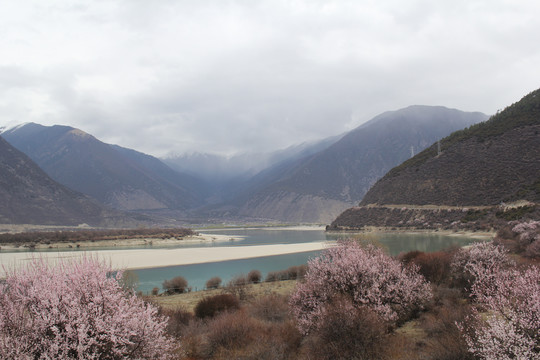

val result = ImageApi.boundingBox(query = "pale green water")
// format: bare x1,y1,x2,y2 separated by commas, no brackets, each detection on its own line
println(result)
133,229,481,294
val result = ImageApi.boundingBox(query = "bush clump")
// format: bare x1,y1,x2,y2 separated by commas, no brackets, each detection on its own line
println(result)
163,276,189,295
303,296,389,360
194,294,240,319
205,276,222,290
247,269,262,283
265,264,307,282
400,249,456,285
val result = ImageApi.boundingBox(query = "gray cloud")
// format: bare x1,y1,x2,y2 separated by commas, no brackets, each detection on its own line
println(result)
1,0,539,157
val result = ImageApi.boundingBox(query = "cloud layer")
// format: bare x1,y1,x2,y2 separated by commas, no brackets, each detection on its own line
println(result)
1,0,539,157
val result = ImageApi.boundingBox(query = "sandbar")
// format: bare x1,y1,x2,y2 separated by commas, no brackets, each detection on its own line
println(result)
0,241,332,276
0,233,246,251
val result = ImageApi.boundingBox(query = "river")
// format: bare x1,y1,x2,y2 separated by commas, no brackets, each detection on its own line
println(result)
132,228,483,293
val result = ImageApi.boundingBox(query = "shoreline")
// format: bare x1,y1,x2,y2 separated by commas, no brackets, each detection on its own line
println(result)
326,228,495,240
0,233,245,251
0,241,332,276
0,227,493,276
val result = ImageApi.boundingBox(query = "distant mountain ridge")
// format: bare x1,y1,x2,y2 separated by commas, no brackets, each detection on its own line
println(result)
2,123,202,212
163,134,343,182
0,136,131,226
230,106,488,223
1,104,490,226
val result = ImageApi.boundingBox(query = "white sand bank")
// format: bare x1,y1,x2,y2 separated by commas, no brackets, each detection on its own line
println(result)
0,241,332,275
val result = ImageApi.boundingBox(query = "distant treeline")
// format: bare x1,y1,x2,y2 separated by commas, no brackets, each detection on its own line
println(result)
0,228,195,246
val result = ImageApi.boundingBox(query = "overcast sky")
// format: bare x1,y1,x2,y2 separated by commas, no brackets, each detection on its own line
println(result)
1,0,539,157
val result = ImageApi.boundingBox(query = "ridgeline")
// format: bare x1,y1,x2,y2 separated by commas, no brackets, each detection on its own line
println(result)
330,88,540,231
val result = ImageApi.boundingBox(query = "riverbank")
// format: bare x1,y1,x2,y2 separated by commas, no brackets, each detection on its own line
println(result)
327,227,495,240
0,232,245,251
0,241,332,276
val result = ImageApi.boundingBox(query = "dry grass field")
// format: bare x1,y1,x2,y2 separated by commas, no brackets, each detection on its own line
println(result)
151,280,297,312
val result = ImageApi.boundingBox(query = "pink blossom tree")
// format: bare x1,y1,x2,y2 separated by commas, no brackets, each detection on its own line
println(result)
513,220,540,258
458,265,540,360
450,241,514,294
0,257,175,359
289,241,432,334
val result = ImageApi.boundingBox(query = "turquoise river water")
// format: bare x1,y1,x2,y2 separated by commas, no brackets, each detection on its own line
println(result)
131,228,481,293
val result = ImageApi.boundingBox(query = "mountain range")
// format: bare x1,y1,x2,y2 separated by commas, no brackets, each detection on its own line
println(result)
228,106,487,222
0,136,138,226
2,123,202,213
330,88,540,230
361,91,540,206
1,105,489,226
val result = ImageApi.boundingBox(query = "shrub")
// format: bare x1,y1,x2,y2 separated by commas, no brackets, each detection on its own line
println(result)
265,271,280,282
163,276,188,294
303,296,389,360
420,287,474,360
525,239,540,258
228,274,248,287
409,250,455,285
205,310,261,355
0,257,174,359
152,287,160,295
161,307,194,338
247,269,262,283
265,265,308,282
225,274,250,300
398,250,423,264
285,264,307,280
205,276,222,290
194,294,240,319
289,241,432,334
179,306,302,359
248,294,290,323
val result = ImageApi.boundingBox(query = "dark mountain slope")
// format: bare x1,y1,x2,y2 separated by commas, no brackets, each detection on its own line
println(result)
235,106,487,223
2,123,202,212
0,136,126,226
361,89,540,206
330,88,540,231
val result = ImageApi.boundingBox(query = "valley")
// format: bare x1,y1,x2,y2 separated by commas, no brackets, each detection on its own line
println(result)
0,105,488,226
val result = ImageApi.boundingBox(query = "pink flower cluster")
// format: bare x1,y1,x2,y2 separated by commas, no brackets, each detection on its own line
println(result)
455,242,540,359
0,257,175,359
451,241,515,286
512,220,540,257
289,241,432,334
512,220,540,234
